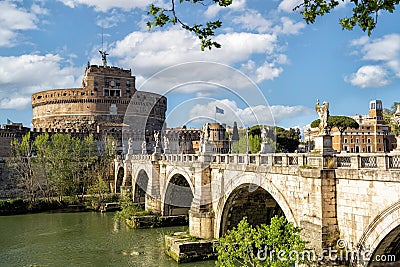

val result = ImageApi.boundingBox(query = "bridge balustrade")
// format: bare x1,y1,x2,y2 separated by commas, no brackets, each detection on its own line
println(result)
336,156,351,168
389,155,400,169
128,152,400,170
360,156,378,168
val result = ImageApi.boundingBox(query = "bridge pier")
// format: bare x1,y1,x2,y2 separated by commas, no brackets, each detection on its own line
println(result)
188,162,215,239
320,169,340,248
144,161,162,214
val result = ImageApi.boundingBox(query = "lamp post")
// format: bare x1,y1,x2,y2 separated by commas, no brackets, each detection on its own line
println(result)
307,128,311,152
246,127,250,154
228,133,232,154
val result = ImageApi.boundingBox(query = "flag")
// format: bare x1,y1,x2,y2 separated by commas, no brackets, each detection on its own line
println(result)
216,106,224,114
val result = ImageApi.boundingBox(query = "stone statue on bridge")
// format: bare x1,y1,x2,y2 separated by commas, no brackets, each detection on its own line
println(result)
316,99,329,134
127,137,133,155
141,140,146,155
260,126,271,153
163,135,170,154
154,131,160,147
313,99,336,154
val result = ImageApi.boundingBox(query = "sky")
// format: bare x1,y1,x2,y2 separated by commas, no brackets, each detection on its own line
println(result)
0,0,399,133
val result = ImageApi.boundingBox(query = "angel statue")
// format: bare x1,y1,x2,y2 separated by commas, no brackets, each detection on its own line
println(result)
154,131,160,146
141,140,146,154
261,126,269,143
99,50,109,67
315,99,329,133
163,135,169,150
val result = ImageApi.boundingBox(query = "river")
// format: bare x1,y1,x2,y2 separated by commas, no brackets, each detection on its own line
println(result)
0,212,215,267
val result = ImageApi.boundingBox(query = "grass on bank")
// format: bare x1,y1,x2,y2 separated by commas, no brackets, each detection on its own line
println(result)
0,194,119,215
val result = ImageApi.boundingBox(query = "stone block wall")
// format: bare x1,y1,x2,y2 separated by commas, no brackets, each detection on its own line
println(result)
0,158,20,199
335,169,400,250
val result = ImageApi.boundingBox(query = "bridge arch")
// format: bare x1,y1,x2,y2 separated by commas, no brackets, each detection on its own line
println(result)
115,167,124,193
358,201,400,264
162,170,194,216
133,169,149,206
215,173,297,238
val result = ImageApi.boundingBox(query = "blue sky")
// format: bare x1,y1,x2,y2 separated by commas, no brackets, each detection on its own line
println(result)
0,0,399,133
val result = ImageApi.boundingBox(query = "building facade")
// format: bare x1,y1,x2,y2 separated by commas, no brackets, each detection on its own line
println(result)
306,100,396,153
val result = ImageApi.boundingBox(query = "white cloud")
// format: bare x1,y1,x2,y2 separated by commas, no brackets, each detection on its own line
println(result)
360,34,400,61
278,0,303,13
0,54,82,109
0,1,40,47
273,17,305,35
348,34,400,87
232,10,272,33
109,28,282,91
96,10,126,28
188,99,311,126
241,60,283,83
345,65,389,88
205,0,246,18
58,0,159,12
0,97,31,110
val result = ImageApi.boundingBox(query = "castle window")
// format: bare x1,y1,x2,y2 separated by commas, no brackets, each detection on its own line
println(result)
104,88,121,97
116,79,120,87
105,77,111,87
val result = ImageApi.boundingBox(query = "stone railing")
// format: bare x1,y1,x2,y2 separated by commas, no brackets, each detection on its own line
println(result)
129,154,153,161
127,152,400,170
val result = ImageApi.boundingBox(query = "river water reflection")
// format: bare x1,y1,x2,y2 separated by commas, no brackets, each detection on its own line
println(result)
0,212,215,267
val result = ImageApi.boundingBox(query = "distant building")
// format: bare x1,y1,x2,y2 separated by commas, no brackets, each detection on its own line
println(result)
165,126,201,154
306,100,396,153
164,123,229,154
208,123,229,153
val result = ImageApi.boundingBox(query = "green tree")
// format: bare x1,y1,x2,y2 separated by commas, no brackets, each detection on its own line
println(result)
296,0,399,35
383,102,400,135
32,132,52,200
232,121,239,142
249,134,261,154
215,216,308,267
8,132,116,202
147,0,398,49
7,132,38,201
311,115,359,152
276,127,301,153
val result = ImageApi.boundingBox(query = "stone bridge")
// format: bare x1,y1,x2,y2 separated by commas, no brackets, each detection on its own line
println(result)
114,152,400,263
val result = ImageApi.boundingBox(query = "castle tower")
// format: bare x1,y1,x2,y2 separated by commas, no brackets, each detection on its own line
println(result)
369,100,384,123
31,56,167,151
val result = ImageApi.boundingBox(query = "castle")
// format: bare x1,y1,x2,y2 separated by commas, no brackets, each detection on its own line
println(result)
30,56,167,151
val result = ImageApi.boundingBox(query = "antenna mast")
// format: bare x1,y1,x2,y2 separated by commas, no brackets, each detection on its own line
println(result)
99,24,108,67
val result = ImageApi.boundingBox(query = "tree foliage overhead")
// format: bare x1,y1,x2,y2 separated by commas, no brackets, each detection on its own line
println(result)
147,0,398,49
296,0,399,35
311,115,359,133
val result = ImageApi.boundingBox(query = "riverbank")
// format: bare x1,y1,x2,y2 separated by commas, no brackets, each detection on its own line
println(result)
0,194,119,215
